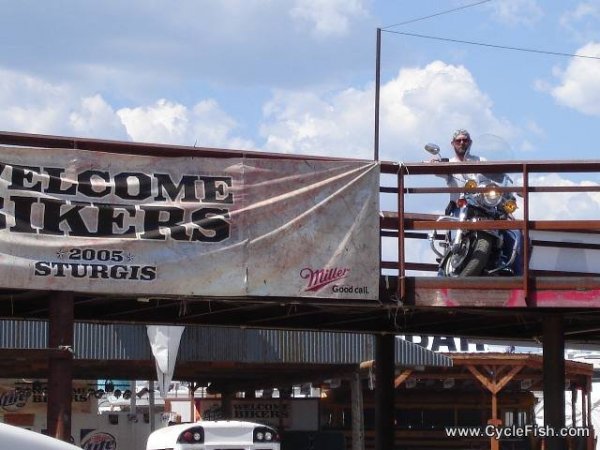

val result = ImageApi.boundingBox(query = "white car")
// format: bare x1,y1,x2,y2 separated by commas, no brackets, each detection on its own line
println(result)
0,423,81,450
146,420,280,450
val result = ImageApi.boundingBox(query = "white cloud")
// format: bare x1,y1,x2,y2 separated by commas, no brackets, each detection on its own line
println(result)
489,0,543,26
559,2,600,42
117,99,254,149
69,95,128,139
561,2,600,24
1,60,522,163
290,0,369,37
0,68,129,139
259,60,518,161
379,61,516,160
0,68,71,135
0,67,253,149
549,42,600,115
260,87,373,158
117,100,189,143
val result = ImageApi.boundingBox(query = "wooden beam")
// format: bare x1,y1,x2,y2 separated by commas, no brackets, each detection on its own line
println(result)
465,364,523,394
394,370,413,388
495,365,524,393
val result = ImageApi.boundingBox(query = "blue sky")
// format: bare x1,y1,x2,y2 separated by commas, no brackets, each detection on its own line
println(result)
1,1,598,201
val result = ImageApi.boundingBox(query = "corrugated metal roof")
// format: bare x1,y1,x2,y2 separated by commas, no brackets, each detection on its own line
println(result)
0,320,451,367
395,337,452,367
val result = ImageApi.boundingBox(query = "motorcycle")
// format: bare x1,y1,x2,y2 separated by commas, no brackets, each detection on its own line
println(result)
424,143,522,277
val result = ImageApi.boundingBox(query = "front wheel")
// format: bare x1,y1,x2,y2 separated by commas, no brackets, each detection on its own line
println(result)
443,233,494,277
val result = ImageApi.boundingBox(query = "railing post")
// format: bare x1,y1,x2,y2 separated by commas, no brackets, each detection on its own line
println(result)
522,163,532,306
397,168,405,301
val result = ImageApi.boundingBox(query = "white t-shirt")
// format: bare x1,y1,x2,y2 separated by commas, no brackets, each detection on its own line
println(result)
441,153,487,203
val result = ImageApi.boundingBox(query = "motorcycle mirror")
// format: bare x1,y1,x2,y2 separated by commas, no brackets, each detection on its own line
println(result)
424,143,440,155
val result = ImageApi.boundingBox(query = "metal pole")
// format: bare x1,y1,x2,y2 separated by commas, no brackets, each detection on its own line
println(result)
374,28,381,161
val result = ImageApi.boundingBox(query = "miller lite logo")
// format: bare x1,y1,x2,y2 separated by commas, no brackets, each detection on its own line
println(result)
81,431,117,450
300,267,350,292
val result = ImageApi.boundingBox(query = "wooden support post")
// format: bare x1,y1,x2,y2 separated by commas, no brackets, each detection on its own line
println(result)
221,387,233,419
351,371,365,450
47,291,74,442
466,364,523,450
543,315,566,450
491,392,500,450
374,334,395,450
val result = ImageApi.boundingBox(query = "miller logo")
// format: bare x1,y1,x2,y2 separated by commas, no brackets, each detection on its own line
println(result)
300,267,350,292
0,388,29,411
81,431,117,450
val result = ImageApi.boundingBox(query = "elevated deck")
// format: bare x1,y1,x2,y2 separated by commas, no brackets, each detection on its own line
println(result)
0,131,599,343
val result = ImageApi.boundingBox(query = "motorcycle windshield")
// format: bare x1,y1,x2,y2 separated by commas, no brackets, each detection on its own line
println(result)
477,172,511,186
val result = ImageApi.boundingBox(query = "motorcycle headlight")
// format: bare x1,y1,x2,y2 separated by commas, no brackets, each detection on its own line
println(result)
482,183,502,207
503,199,518,214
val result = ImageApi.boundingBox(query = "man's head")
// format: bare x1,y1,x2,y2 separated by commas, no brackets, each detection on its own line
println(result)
451,129,472,160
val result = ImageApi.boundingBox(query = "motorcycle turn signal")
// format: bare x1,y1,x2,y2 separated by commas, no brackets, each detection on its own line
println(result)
503,199,518,214
464,179,478,190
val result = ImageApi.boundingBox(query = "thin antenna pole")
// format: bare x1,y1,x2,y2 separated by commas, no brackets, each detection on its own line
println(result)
374,27,381,161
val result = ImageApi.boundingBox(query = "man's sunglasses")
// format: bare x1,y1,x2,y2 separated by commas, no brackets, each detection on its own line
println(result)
454,138,470,143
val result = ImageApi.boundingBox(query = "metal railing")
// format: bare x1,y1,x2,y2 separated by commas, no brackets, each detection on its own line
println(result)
380,159,600,304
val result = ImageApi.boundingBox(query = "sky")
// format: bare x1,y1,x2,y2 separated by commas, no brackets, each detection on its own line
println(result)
1,0,598,222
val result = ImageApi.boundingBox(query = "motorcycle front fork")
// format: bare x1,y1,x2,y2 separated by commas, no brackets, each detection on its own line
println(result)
427,206,466,259
428,207,520,274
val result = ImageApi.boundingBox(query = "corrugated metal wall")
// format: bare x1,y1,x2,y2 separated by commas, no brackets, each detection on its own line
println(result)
0,320,451,367
0,319,48,348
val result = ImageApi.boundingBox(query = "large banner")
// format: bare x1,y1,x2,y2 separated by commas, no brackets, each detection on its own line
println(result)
194,398,319,430
0,146,379,299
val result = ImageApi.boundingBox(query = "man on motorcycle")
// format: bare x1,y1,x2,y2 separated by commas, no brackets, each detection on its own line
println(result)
434,129,486,215
449,129,486,212
428,129,524,276
449,129,480,162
